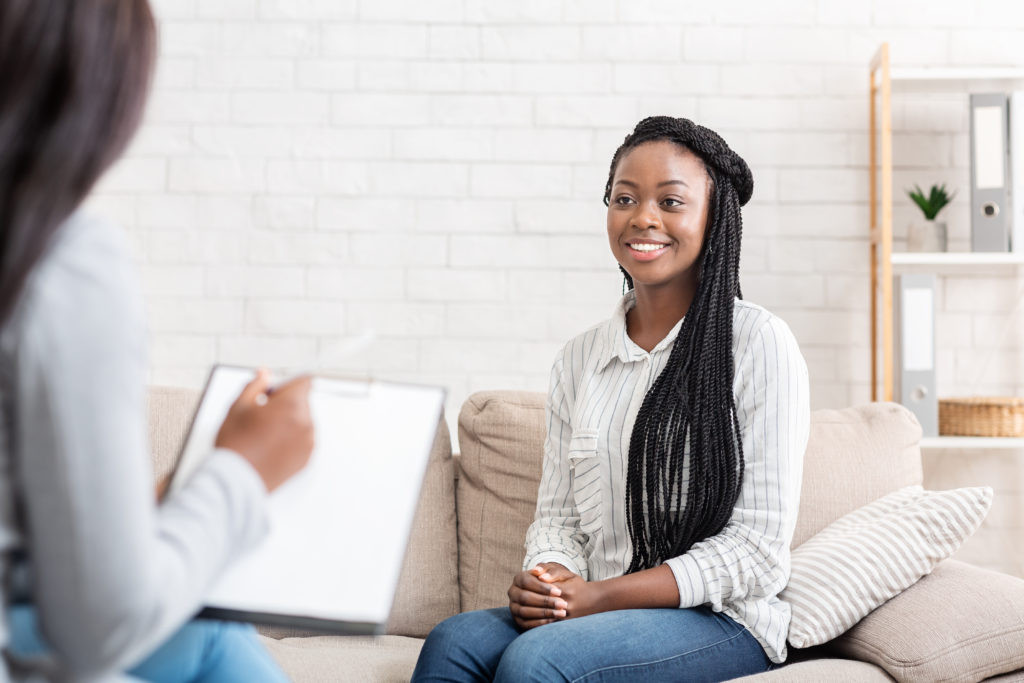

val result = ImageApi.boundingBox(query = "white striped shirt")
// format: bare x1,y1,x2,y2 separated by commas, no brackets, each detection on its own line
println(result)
524,291,810,663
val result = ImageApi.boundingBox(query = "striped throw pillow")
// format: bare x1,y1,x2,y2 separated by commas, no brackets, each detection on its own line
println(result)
783,485,994,649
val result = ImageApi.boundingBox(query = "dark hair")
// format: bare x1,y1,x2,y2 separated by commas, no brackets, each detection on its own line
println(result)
603,115,754,573
0,0,157,323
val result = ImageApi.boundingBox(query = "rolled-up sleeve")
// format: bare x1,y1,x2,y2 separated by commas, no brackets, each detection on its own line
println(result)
665,317,809,610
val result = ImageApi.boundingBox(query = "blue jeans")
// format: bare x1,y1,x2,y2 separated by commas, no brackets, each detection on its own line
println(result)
8,606,289,682
412,606,772,683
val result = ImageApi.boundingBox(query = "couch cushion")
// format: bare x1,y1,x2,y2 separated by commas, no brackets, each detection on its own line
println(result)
785,485,994,648
456,391,546,612
729,657,895,682
261,634,422,683
830,559,1024,683
147,386,200,482
386,416,460,637
793,403,923,548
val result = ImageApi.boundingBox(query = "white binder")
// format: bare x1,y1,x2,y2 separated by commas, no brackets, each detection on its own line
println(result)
894,275,938,437
970,93,1011,252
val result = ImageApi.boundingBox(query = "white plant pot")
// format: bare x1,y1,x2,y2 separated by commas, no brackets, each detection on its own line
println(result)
907,219,948,253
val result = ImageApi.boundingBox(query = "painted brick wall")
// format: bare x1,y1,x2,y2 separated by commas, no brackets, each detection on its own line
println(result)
87,1,1024,574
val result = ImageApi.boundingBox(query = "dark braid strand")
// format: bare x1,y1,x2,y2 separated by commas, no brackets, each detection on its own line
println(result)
604,116,752,573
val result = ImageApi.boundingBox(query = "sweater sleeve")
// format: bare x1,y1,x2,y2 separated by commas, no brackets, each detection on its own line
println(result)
522,350,588,579
10,217,269,677
664,316,809,610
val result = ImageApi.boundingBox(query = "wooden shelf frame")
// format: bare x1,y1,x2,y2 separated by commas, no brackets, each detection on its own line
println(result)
869,43,894,402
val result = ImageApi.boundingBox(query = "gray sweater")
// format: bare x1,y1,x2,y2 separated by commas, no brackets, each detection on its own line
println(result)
0,212,269,681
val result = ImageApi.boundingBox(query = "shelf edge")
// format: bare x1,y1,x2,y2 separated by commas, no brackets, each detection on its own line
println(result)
920,437,1024,450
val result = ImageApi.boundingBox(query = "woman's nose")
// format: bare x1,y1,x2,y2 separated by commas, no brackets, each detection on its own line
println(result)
631,201,660,229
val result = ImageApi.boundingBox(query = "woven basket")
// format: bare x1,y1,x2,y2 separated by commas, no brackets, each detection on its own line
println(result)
938,397,1024,437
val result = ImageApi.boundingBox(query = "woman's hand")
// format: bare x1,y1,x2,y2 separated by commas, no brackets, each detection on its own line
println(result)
533,565,604,620
507,562,574,630
215,369,315,492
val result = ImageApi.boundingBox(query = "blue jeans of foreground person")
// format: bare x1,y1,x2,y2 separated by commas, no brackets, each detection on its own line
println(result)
412,606,772,682
9,606,289,683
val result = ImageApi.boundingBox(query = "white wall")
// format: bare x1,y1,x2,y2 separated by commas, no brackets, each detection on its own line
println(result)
88,0,1024,571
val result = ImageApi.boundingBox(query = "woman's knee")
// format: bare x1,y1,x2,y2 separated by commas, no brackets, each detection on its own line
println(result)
423,611,484,649
414,609,519,682
422,609,514,658
494,627,567,682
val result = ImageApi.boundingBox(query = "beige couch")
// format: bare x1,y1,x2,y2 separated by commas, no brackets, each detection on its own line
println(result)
148,388,1024,682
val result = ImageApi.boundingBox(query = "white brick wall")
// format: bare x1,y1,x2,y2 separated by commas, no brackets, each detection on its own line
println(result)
87,0,1024,575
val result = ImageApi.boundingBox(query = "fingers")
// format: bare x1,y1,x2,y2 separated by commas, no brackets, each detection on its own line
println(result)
508,585,568,611
269,374,313,399
508,600,565,631
514,570,562,597
515,618,556,630
509,602,566,620
531,563,575,583
238,371,312,408
237,368,271,405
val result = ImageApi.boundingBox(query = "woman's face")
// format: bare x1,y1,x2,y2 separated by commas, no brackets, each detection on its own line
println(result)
606,140,710,296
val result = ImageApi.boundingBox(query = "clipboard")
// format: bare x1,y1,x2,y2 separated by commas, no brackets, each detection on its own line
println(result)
168,364,446,634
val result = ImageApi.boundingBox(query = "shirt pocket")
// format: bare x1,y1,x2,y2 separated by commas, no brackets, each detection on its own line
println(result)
568,429,604,539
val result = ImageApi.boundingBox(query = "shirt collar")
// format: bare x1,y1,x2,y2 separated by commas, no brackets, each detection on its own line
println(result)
596,290,685,372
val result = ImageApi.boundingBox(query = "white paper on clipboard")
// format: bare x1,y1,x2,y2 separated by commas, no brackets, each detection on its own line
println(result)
170,365,445,631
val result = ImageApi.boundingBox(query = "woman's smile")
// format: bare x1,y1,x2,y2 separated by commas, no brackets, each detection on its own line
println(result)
626,239,673,261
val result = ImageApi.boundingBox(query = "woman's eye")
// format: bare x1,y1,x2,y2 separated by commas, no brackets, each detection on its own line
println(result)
614,196,634,205
662,198,683,207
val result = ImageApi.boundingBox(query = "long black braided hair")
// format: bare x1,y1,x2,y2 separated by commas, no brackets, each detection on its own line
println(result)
602,116,754,573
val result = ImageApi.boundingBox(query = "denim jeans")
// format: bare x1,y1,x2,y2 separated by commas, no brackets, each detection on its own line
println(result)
412,606,772,683
8,606,289,683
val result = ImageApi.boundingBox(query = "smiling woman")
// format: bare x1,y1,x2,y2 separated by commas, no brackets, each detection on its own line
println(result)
411,116,810,682
605,140,710,351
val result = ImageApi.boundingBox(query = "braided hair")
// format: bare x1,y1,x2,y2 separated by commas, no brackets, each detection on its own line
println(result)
602,116,754,573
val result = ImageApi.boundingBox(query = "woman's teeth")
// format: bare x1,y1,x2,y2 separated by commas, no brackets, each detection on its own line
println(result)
629,243,667,252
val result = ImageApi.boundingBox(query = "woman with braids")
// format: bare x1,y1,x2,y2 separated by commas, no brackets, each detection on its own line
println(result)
0,1,314,680
413,116,810,682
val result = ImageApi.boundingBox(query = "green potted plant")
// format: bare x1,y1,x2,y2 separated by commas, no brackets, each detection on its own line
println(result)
906,183,955,252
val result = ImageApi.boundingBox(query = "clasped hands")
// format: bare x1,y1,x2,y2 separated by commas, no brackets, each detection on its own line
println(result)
507,562,602,630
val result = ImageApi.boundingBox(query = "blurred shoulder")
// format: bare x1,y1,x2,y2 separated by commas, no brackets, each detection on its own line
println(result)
12,210,143,344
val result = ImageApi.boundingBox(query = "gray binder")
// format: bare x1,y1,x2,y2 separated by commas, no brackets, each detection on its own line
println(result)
970,93,1011,252
1011,92,1024,252
894,275,938,437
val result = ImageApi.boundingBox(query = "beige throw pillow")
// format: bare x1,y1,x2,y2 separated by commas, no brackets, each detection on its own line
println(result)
831,560,1024,683
783,485,993,649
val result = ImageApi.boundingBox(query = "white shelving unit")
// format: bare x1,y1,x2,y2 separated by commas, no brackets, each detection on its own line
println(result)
891,253,1024,266
870,44,1024,451
890,67,1024,82
921,436,1024,450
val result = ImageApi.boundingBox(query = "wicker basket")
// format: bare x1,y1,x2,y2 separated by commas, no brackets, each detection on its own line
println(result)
938,397,1024,437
